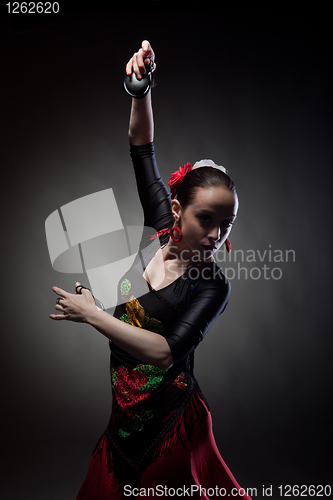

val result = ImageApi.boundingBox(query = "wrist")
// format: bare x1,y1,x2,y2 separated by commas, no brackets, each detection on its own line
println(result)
84,305,103,326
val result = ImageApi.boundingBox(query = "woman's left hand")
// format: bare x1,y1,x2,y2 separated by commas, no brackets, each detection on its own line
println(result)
50,282,98,322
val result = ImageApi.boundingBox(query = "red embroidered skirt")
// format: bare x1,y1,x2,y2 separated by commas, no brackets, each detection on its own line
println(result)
76,395,251,500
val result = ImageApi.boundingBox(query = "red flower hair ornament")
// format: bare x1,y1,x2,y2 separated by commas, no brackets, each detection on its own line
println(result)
168,162,193,200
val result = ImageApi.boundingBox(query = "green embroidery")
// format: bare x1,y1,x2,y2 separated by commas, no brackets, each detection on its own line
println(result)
111,368,118,388
119,313,131,325
119,311,165,334
145,316,165,334
119,278,165,333
118,428,130,438
120,279,131,296
134,364,166,392
112,363,167,438
114,278,167,437
116,406,154,436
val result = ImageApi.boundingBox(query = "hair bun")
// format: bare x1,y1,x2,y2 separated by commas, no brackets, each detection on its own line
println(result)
192,159,228,175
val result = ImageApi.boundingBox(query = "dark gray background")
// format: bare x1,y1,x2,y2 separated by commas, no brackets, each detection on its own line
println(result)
1,5,332,499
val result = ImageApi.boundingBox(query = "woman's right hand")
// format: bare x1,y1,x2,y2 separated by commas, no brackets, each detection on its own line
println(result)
126,40,156,81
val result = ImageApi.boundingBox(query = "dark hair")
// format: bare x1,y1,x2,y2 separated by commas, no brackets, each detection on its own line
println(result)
176,167,237,209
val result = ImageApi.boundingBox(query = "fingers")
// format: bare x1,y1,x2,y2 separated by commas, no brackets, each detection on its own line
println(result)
142,40,155,66
75,282,86,294
52,285,68,298
55,301,66,311
50,282,96,323
51,293,68,320
135,49,145,78
127,49,145,80
126,40,155,79
49,313,68,321
125,59,132,76
75,282,93,299
50,285,70,321
142,40,150,52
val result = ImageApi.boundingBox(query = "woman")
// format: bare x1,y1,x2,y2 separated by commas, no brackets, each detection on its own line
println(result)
50,40,250,500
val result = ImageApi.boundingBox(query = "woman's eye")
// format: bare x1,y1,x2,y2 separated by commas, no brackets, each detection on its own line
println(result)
222,220,234,228
199,215,211,223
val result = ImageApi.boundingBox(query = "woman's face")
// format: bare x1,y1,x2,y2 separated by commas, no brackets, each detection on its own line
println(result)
173,186,238,261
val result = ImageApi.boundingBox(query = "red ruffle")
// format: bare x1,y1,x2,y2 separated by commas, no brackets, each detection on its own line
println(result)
76,395,251,500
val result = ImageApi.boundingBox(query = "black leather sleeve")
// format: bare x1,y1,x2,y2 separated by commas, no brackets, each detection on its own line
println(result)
130,142,173,232
164,265,231,364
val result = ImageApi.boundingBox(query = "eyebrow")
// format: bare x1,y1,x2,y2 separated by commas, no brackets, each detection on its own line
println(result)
197,209,237,219
197,209,215,214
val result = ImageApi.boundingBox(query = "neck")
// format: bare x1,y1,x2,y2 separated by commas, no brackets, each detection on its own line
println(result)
163,239,215,266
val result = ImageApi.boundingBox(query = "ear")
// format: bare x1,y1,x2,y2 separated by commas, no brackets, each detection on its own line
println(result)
171,199,182,221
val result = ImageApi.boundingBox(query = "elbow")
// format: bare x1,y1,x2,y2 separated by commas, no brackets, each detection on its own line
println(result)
146,337,173,370
128,129,137,145
128,130,153,146
155,352,173,371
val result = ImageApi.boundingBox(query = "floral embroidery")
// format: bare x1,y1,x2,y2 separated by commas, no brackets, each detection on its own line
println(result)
135,364,166,392
119,279,164,334
173,372,187,390
120,278,132,297
117,407,153,438
112,364,167,437
125,296,146,328
144,316,164,334
113,365,150,418
111,367,118,387
113,280,168,436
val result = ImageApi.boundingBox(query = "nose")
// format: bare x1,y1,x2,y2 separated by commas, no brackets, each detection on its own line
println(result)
208,225,221,242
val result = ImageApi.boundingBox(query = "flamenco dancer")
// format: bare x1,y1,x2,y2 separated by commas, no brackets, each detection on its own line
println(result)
50,41,251,499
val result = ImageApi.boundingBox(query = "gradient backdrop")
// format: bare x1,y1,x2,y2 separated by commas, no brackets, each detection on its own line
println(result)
1,5,332,500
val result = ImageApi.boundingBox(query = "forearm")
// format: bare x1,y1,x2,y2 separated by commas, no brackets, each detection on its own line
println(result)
128,91,154,145
85,309,173,370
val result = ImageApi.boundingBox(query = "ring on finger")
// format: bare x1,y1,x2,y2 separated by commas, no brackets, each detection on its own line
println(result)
75,284,105,311
56,297,64,305
76,285,91,295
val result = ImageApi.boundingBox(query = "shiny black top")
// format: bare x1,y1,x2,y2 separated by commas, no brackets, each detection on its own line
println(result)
125,142,231,364
106,142,231,486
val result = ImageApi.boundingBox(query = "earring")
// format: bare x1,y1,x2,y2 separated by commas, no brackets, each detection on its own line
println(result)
225,238,231,253
169,222,182,242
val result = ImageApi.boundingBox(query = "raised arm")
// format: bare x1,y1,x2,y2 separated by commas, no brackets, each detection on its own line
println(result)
126,40,155,145
126,41,173,233
50,41,173,369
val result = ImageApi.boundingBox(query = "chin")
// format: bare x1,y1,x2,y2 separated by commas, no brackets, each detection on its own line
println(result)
200,249,214,260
